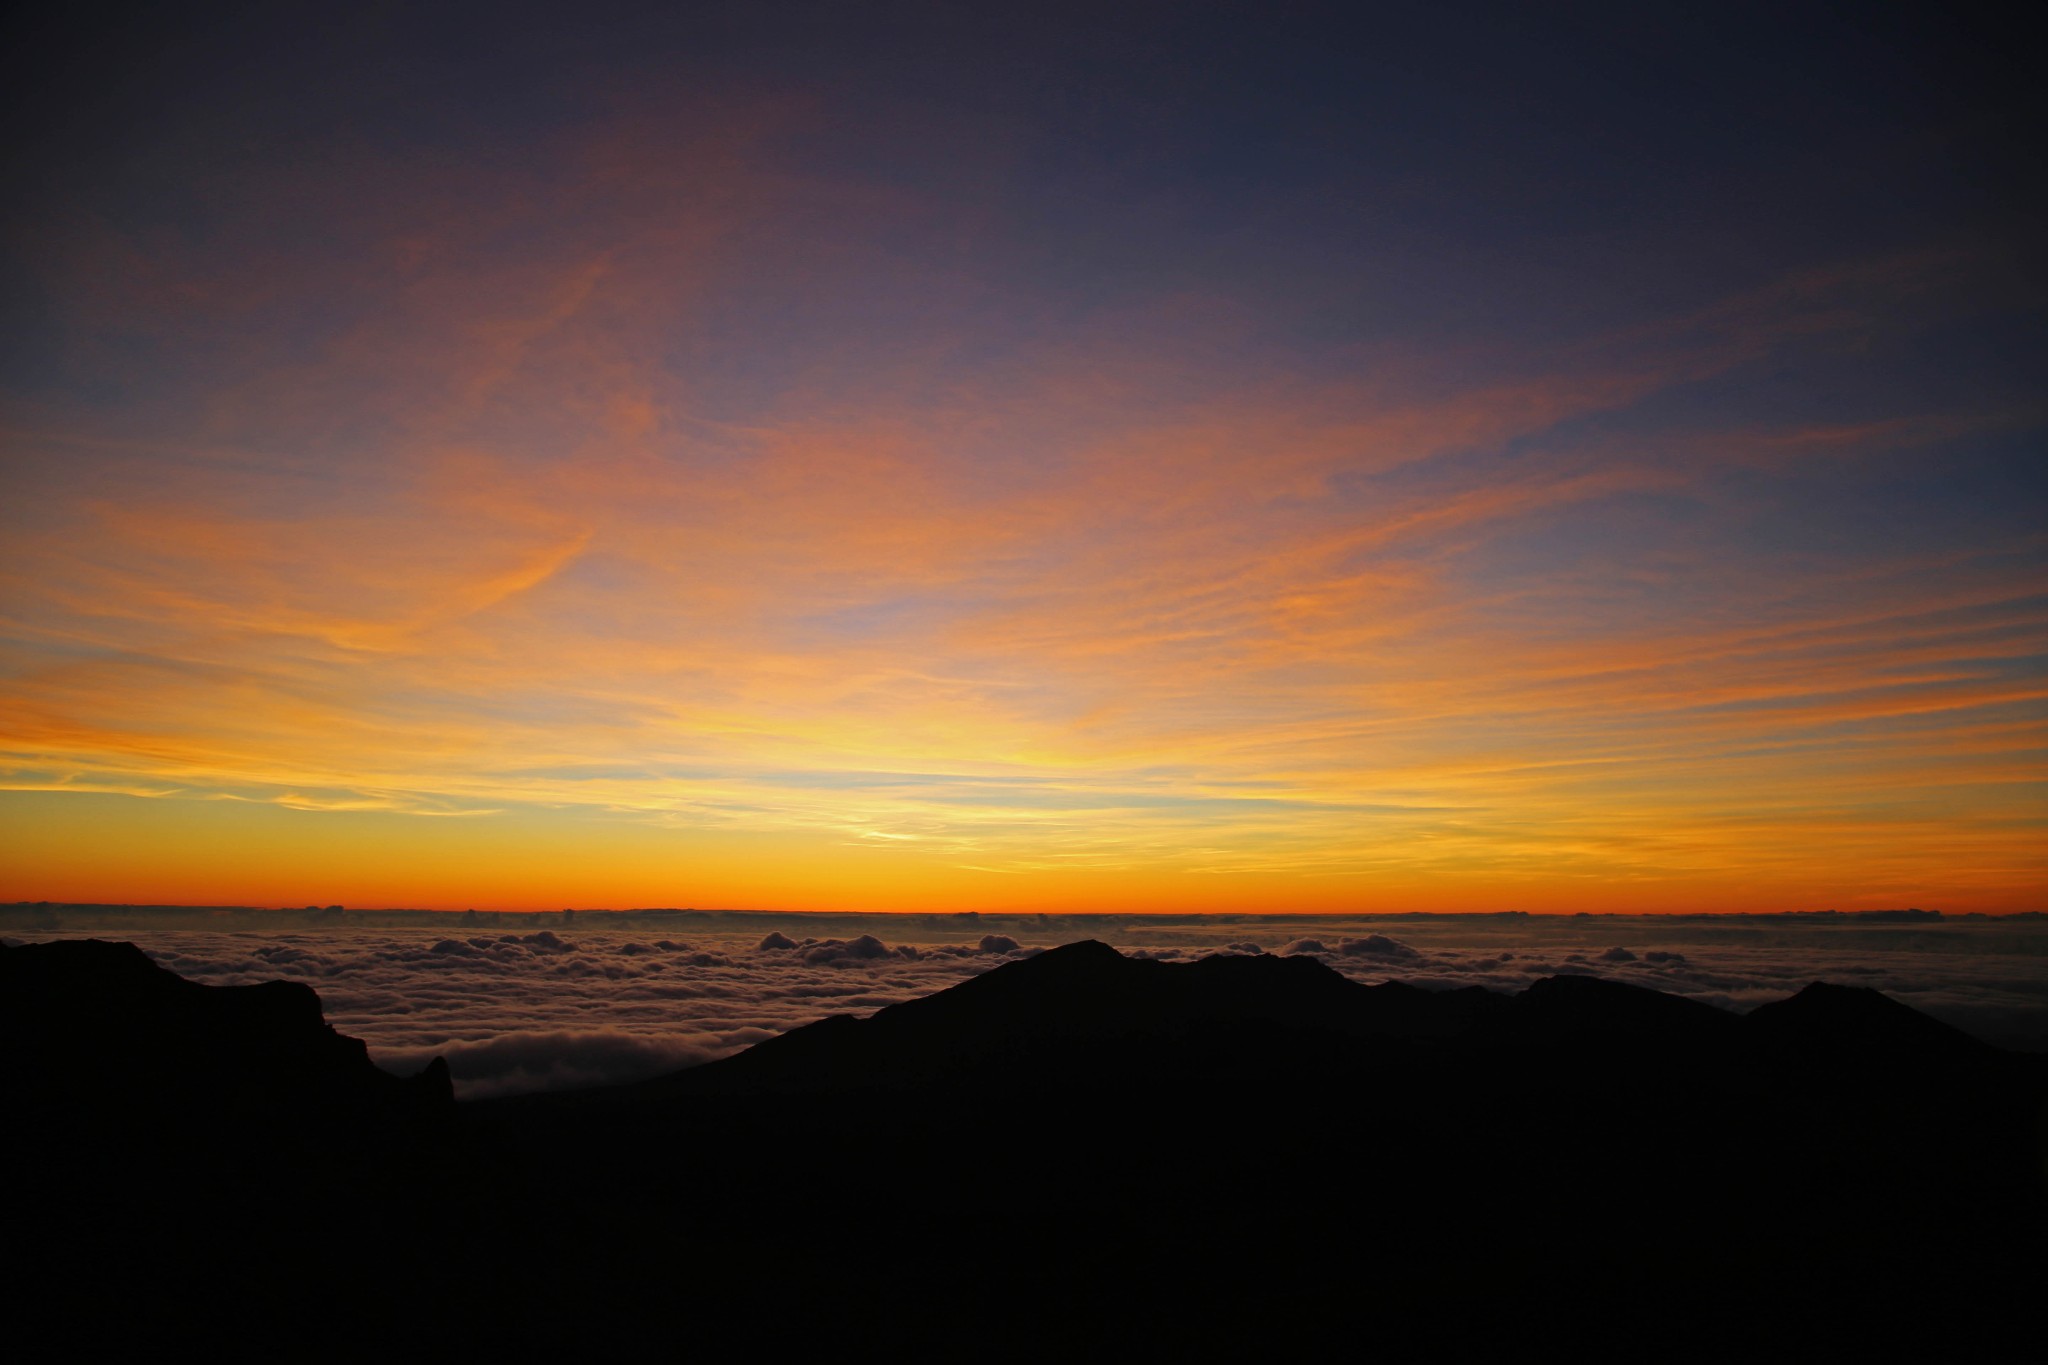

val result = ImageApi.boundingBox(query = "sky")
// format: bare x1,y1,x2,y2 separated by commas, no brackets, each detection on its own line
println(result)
1,2,2042,914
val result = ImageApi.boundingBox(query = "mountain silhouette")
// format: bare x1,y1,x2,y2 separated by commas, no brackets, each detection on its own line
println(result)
2,938,449,1148
5,937,2041,1358
1745,978,1993,1058
639,941,1508,1099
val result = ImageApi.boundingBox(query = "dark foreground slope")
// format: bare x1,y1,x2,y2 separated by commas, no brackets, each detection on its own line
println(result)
2,940,453,1354
6,939,2043,1359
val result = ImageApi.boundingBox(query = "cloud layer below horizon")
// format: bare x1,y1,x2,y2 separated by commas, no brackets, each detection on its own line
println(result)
12,915,2042,1097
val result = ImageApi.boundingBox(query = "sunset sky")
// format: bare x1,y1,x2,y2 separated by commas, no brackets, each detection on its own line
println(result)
2,2,2041,913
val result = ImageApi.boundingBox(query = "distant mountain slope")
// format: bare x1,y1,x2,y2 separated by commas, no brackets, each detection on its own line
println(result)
647,941,1511,1097
604,939,1988,1103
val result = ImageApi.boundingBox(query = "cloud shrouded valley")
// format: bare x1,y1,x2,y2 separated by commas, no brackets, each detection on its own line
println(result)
13,914,2040,1098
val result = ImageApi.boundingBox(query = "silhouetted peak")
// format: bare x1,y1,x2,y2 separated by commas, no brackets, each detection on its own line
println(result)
1780,980,1915,1012
1511,972,1736,1039
1034,938,1124,963
894,939,1358,1029
1,937,450,1130
1745,980,1986,1057
983,937,1127,981
670,941,1511,1098
907,939,1153,1015
1183,949,1351,990
3,937,327,1040
1,936,166,991
410,1055,455,1106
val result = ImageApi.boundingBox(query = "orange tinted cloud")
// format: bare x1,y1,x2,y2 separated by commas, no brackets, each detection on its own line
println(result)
2,110,2041,914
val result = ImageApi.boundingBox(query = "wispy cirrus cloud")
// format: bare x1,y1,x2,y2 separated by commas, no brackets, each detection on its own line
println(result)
2,83,2041,912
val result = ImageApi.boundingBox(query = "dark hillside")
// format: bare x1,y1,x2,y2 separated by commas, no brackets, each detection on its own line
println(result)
5,939,2040,1358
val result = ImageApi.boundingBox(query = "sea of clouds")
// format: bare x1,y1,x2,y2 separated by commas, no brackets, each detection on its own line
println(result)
10,913,2045,1098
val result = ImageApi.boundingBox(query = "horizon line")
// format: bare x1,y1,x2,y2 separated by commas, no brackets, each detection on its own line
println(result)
8,901,2039,922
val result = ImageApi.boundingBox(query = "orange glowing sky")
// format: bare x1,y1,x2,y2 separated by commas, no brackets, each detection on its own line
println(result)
2,6,2042,912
